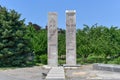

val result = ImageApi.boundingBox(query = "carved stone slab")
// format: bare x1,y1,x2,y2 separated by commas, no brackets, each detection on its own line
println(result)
66,10,76,65
48,12,58,66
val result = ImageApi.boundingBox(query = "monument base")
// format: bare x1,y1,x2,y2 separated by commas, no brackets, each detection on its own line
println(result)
63,64,81,69
42,65,52,69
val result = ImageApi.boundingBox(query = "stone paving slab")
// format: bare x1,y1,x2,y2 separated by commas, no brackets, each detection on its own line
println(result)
65,64,120,80
0,73,25,80
45,78,65,80
93,63,120,72
0,65,120,80
63,64,81,67
46,74,64,77
0,66,49,80
46,67,65,80
48,72,64,74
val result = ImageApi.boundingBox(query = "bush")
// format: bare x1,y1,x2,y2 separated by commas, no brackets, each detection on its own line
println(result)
58,60,66,65
108,57,120,64
86,55,105,63
39,54,47,64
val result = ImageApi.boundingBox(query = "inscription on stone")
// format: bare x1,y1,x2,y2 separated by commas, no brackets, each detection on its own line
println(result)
66,10,76,65
48,12,58,66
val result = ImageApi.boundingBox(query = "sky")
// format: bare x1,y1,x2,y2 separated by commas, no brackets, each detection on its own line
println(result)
1,0,120,29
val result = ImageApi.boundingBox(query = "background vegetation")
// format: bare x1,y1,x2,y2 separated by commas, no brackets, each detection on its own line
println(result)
0,6,120,67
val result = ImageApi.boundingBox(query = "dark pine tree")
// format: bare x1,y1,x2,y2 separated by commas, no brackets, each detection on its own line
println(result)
0,6,32,67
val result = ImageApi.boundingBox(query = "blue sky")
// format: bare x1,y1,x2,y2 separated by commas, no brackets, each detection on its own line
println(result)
1,0,120,29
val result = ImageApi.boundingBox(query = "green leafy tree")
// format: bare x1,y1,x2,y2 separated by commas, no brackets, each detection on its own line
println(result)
25,25,47,64
58,28,66,64
77,24,120,64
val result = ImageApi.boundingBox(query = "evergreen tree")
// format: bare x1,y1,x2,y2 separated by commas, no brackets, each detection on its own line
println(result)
0,6,31,67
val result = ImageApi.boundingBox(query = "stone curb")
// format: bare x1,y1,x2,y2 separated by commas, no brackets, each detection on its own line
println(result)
93,63,120,72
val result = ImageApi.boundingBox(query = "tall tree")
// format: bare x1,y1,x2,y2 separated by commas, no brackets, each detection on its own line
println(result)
0,6,31,67
25,24,47,63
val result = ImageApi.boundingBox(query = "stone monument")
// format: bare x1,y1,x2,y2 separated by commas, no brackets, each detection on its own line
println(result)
48,12,58,66
66,10,76,65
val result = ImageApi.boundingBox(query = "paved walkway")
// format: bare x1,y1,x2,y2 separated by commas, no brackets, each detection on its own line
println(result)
46,67,65,80
65,65,120,80
0,73,25,80
0,65,120,80
0,66,48,80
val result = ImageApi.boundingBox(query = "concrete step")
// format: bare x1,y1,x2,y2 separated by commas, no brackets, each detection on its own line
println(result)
93,63,120,72
45,67,65,80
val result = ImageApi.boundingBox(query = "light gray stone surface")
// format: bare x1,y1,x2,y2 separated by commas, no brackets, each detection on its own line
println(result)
46,67,65,80
65,64,120,80
0,73,25,80
0,65,120,80
66,10,76,65
63,64,81,67
93,63,120,72
48,12,58,67
0,66,49,80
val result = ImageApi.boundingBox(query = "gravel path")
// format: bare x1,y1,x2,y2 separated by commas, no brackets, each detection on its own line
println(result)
0,64,120,80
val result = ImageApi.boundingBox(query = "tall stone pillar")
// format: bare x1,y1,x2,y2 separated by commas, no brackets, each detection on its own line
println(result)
66,10,76,65
48,12,58,66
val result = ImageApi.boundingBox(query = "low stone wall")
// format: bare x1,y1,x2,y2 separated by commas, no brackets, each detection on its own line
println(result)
93,63,120,72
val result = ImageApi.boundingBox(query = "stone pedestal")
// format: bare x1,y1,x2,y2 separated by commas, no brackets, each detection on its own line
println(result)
66,10,76,65
48,12,58,67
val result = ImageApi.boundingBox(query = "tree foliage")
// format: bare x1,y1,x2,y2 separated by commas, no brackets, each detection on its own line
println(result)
58,28,66,64
1,5,120,66
25,24,120,65
77,24,120,64
0,6,32,67
25,25,47,64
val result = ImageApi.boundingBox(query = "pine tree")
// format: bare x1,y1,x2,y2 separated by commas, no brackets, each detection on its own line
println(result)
0,6,32,67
